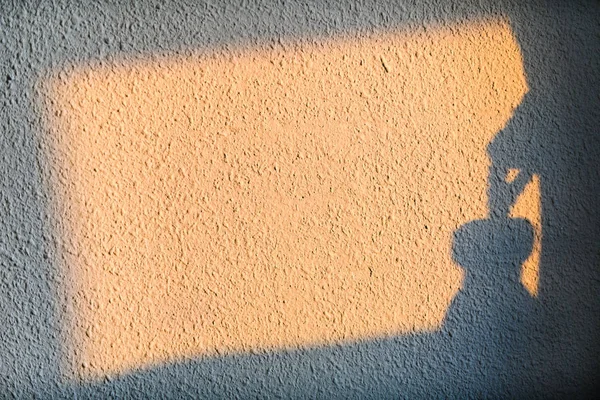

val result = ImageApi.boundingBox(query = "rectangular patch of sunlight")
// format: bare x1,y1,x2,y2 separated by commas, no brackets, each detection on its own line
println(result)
42,17,529,379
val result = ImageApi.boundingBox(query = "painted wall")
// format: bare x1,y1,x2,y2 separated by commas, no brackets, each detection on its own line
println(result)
1,0,598,398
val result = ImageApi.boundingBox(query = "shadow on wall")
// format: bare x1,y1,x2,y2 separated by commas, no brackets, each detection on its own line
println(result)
1,0,599,398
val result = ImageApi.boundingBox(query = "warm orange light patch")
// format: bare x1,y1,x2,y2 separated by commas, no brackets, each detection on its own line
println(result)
43,18,527,378
506,168,521,183
510,174,542,296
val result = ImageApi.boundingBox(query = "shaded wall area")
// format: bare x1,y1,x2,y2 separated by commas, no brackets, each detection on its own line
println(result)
1,0,599,398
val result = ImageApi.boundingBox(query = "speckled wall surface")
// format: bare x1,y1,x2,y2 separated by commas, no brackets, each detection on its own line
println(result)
1,0,599,398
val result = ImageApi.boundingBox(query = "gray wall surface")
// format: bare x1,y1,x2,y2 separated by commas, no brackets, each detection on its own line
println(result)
1,0,599,398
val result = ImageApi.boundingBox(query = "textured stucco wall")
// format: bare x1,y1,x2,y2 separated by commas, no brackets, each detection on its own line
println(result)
1,0,599,398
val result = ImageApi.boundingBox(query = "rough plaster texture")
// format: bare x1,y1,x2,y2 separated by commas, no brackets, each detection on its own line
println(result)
44,18,529,379
1,0,599,398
